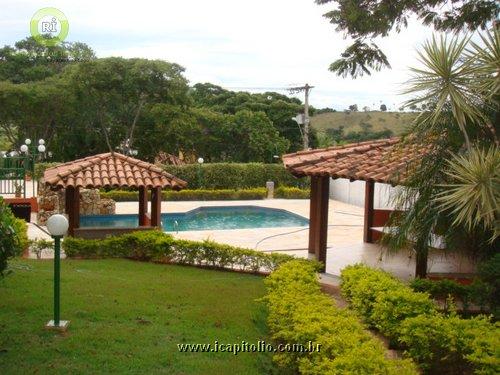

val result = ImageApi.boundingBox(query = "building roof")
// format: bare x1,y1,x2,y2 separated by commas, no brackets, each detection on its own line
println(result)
43,152,187,190
282,138,428,184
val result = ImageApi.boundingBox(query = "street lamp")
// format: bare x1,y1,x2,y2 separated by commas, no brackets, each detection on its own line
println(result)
45,214,70,331
20,137,48,198
197,157,204,188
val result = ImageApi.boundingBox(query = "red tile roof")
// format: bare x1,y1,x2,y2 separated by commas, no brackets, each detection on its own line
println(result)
282,138,429,184
43,152,187,190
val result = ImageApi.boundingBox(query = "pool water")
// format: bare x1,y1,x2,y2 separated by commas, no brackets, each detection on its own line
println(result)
80,206,309,232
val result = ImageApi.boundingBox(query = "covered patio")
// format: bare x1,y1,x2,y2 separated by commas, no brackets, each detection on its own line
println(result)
43,152,187,238
283,138,427,273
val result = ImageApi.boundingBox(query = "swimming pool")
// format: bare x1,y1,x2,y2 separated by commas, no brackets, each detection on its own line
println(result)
80,206,309,232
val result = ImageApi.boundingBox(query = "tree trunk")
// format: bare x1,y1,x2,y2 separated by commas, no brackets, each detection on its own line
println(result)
414,246,428,278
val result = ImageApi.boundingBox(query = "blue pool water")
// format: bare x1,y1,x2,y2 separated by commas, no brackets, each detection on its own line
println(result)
80,206,309,232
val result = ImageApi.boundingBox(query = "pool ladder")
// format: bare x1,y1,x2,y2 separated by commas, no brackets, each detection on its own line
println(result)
173,220,179,233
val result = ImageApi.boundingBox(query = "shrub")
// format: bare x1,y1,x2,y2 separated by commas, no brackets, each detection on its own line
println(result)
62,230,295,273
341,264,500,374
34,162,60,180
162,163,308,189
0,198,28,276
100,187,310,201
275,186,310,199
264,260,418,374
399,314,500,375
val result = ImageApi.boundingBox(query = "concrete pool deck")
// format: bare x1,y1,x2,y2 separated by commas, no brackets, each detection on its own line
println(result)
25,198,475,279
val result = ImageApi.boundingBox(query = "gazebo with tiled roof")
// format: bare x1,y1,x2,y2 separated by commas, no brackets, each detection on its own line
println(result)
282,138,429,271
43,152,187,237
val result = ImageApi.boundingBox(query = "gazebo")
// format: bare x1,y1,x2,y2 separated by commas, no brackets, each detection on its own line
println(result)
43,152,187,237
282,138,428,272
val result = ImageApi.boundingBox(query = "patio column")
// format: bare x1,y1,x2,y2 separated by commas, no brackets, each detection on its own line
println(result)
363,180,375,243
150,186,162,228
308,176,329,272
308,176,319,254
138,186,148,226
65,186,80,236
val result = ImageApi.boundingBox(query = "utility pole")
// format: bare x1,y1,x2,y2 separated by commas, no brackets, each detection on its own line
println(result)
289,83,314,150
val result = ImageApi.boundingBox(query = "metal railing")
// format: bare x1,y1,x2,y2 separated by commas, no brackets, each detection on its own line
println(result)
0,157,28,197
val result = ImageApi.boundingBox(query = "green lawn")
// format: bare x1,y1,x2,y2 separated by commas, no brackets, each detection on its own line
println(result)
0,259,273,374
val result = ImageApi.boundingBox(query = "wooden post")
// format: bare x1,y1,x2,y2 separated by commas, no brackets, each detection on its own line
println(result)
316,176,330,271
150,187,162,228
74,186,80,230
65,186,79,236
138,186,148,226
308,176,319,254
363,180,375,243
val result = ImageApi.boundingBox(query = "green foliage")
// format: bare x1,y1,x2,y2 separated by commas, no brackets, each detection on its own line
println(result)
263,260,418,374
436,146,500,240
0,198,28,276
28,239,54,260
399,314,500,375
341,264,500,374
317,0,498,77
410,278,495,314
100,186,310,202
162,163,308,189
62,230,294,273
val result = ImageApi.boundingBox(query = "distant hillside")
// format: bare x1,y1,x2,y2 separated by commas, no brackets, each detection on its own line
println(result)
311,111,417,136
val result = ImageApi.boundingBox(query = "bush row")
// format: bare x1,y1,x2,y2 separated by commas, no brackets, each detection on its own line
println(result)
410,278,494,315
341,264,500,374
100,187,310,202
162,162,308,189
263,260,418,374
62,230,294,273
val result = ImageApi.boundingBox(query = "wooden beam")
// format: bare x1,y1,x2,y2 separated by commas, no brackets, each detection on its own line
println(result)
74,186,80,230
308,176,319,254
150,187,162,228
138,186,148,226
316,176,330,271
363,180,375,243
65,187,75,236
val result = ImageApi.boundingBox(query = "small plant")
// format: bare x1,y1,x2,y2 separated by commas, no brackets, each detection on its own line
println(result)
14,182,22,197
29,239,54,259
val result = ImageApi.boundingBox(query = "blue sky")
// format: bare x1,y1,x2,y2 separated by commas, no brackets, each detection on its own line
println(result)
1,0,438,110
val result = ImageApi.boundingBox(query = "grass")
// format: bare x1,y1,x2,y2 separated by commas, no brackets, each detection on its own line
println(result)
311,111,417,135
0,259,273,374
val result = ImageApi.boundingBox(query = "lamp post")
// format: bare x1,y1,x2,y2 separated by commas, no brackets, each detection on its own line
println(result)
45,214,70,331
197,157,204,189
20,138,47,197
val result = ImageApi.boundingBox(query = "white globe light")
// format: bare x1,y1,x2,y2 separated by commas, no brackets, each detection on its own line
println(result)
38,144,46,153
38,139,45,145
197,157,204,164
24,138,32,145
20,144,29,153
46,214,69,237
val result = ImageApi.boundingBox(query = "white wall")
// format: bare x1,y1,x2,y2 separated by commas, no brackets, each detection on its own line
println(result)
329,178,400,209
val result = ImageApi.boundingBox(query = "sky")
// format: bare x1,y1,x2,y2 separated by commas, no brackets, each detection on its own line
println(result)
0,0,438,110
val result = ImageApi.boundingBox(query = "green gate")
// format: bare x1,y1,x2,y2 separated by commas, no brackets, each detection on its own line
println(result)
0,157,27,197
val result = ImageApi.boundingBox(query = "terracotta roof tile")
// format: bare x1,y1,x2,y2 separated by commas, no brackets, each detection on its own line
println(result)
282,138,430,184
43,152,187,190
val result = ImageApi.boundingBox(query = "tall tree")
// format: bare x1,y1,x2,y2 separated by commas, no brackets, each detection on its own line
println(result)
316,0,499,78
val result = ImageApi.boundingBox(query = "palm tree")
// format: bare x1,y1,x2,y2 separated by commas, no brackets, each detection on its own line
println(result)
384,29,499,278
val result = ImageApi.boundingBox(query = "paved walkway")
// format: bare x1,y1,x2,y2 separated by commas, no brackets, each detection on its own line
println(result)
23,198,475,279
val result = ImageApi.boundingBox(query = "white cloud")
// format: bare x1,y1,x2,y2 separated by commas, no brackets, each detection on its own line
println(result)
0,0,438,109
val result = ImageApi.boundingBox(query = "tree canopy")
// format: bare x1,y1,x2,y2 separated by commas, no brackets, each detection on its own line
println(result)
316,0,499,78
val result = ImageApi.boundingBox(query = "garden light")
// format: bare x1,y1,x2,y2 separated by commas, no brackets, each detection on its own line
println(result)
45,214,70,331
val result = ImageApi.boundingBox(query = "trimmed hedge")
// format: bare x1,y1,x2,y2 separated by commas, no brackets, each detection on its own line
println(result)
62,230,294,273
263,260,418,374
162,162,308,189
410,278,494,314
100,187,310,202
341,264,500,374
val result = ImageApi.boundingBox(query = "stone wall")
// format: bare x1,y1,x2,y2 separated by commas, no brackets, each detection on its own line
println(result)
37,184,115,225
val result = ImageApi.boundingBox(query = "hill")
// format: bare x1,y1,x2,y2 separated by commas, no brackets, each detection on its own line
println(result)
311,111,417,136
